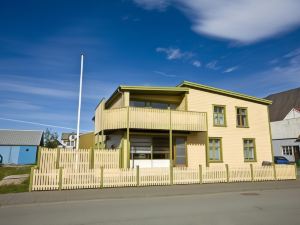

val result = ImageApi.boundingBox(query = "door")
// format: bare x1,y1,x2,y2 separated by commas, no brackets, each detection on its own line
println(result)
294,146,300,162
174,138,186,166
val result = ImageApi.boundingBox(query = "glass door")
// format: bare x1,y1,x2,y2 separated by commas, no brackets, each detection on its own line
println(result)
174,137,186,166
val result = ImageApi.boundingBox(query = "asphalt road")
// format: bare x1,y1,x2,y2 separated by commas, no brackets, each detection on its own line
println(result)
1,184,300,225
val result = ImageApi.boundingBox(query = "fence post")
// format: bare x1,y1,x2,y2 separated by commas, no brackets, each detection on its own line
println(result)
273,164,277,180
199,164,202,184
170,161,173,185
250,164,254,181
225,164,229,183
29,166,35,192
100,167,104,188
58,167,63,191
56,148,60,169
136,166,140,186
90,148,94,169
37,147,41,166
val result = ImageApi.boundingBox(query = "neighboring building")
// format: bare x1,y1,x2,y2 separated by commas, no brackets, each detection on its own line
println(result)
78,132,94,149
0,130,43,165
94,81,273,168
265,88,300,162
61,132,77,149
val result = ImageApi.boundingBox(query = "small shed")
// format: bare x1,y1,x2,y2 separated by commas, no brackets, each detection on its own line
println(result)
0,130,43,165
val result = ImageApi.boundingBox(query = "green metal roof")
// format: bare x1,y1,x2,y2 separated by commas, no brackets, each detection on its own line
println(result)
105,85,189,108
178,81,272,105
119,85,189,92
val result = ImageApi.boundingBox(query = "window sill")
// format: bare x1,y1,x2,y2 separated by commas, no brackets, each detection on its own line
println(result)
213,124,227,127
208,160,223,163
244,160,257,163
236,126,249,128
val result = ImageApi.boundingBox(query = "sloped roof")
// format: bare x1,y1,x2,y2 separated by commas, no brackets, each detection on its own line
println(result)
0,130,43,146
178,81,272,105
61,132,76,140
265,87,300,122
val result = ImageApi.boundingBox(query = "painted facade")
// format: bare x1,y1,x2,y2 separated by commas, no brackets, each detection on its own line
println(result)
94,81,273,168
0,146,38,164
271,117,300,162
0,130,43,165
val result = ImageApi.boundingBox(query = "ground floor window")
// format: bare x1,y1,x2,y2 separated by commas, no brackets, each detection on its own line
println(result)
243,139,256,161
130,137,151,159
130,136,186,165
282,146,294,156
208,138,222,162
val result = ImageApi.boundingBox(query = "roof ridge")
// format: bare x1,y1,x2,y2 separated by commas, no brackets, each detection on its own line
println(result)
178,80,272,105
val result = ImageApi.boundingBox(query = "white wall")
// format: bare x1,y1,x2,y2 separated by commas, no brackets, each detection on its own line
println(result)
271,117,300,139
284,108,300,120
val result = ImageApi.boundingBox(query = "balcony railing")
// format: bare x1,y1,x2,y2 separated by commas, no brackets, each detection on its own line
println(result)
100,107,207,132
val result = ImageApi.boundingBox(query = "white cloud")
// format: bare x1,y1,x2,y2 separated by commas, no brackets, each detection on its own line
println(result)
154,70,177,77
156,47,193,60
134,0,170,10
223,66,239,73
192,60,201,67
134,0,300,43
0,81,77,98
0,100,42,110
206,60,219,70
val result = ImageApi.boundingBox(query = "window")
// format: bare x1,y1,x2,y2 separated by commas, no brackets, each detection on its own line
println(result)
175,138,186,165
152,137,169,159
243,139,256,161
130,100,177,109
130,137,152,159
208,138,222,162
213,105,226,126
236,107,248,127
130,136,170,160
282,146,294,156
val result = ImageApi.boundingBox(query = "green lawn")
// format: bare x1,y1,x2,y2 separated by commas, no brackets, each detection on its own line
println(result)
0,166,33,194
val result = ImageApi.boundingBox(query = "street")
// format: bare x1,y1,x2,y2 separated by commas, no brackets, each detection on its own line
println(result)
1,181,300,225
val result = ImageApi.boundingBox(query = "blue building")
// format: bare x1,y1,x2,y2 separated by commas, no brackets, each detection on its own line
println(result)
0,130,43,165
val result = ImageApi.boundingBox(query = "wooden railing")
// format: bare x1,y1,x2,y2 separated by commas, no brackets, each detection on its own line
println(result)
100,107,207,132
30,162,297,191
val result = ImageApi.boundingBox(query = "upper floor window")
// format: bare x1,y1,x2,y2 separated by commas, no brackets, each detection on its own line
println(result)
130,100,177,110
243,139,256,161
213,105,226,126
208,138,222,162
236,107,248,127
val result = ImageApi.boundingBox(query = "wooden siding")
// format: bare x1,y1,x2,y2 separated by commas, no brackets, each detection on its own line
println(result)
98,107,207,132
79,132,94,149
186,88,273,165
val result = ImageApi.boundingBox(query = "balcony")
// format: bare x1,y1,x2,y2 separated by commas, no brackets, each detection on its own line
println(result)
99,107,207,132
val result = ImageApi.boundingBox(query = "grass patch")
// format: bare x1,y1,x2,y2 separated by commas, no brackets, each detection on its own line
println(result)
0,166,32,180
0,178,30,194
0,165,33,194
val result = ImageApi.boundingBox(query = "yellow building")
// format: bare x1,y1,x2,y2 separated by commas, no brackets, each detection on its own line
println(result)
94,81,273,168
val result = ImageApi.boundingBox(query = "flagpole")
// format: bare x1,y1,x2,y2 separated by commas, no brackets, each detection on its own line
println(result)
76,54,84,150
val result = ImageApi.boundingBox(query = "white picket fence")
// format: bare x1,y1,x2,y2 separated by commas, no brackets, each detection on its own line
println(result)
30,163,297,191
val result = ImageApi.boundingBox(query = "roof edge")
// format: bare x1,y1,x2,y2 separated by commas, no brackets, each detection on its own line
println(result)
178,81,272,105
105,85,189,108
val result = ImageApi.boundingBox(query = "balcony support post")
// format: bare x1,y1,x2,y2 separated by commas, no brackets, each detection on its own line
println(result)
97,133,100,149
127,106,130,168
101,130,105,149
169,107,173,165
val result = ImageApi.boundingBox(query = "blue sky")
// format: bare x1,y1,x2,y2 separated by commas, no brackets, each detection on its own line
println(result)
1,0,300,134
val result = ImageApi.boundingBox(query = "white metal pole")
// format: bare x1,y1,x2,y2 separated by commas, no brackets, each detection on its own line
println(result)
76,54,84,150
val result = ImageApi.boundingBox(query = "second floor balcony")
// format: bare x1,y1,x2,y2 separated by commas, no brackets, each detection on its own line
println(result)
98,107,207,132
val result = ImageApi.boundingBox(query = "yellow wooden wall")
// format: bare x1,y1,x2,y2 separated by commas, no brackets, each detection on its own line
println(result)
79,132,95,149
186,88,272,165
